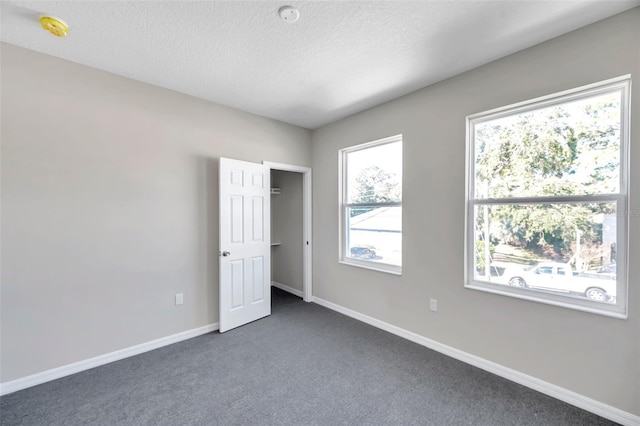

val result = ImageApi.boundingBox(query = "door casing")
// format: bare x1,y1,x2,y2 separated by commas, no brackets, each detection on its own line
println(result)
263,161,313,302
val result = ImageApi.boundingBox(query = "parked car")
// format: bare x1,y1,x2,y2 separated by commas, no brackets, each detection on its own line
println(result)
350,247,377,259
506,262,616,302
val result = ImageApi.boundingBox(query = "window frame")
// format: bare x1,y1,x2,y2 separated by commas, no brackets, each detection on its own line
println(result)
465,76,630,319
339,134,403,275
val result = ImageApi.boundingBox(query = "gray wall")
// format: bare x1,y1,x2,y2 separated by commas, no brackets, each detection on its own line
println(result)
0,43,311,382
311,9,639,415
271,170,304,292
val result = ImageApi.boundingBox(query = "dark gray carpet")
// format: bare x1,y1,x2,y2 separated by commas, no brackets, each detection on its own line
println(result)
1,288,617,425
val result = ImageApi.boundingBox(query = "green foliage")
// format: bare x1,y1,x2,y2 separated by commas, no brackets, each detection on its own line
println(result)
475,93,620,259
475,240,495,274
350,165,400,216
352,165,400,203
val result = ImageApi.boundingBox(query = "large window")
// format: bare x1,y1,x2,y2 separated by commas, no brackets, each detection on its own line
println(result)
465,76,630,318
340,135,402,274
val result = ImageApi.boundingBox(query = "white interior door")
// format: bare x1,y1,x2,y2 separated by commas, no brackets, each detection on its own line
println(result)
219,157,271,333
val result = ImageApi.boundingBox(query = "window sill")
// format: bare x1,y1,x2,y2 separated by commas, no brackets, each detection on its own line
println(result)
339,259,402,275
465,280,627,319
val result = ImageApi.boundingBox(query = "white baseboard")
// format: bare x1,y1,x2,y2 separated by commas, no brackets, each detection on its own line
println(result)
0,323,219,396
271,281,304,298
311,296,639,426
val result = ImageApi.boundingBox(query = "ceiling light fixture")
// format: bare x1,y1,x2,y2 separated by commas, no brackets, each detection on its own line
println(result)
278,6,299,23
39,15,69,37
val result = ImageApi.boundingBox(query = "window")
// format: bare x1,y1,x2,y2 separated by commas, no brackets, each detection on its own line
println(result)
465,76,630,318
340,135,402,274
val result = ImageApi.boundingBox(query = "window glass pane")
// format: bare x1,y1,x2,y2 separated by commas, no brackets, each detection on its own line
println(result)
347,141,402,203
474,91,621,199
473,202,617,304
346,206,401,267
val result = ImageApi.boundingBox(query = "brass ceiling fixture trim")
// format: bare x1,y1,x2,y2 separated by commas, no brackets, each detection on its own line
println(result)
39,15,69,37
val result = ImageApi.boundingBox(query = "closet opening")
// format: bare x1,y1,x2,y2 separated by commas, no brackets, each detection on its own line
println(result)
263,162,312,302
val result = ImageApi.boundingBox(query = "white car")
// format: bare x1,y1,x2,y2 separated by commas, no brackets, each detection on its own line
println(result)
506,262,616,302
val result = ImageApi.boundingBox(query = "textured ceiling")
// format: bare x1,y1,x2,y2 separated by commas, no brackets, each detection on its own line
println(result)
1,1,638,129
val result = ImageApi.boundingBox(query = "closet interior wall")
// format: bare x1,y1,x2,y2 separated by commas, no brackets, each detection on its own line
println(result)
270,170,304,294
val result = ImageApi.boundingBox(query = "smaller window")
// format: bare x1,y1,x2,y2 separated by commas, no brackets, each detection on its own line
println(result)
339,135,402,274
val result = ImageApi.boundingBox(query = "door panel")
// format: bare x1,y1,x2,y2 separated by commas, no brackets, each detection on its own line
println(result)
230,196,244,244
251,172,264,188
219,157,271,332
251,256,265,302
251,197,264,241
230,259,244,309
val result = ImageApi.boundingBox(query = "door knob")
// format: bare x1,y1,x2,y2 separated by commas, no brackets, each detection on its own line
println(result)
221,251,231,257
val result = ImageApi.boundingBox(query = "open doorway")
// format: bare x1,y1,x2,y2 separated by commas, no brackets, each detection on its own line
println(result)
263,162,312,302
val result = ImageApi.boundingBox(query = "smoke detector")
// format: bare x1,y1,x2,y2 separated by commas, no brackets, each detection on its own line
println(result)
39,15,69,37
278,6,299,23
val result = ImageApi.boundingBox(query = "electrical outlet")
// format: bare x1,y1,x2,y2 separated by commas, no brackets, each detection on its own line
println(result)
175,293,184,306
429,298,438,312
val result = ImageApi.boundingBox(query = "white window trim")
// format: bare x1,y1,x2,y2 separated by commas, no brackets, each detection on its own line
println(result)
339,134,402,275
465,75,630,319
